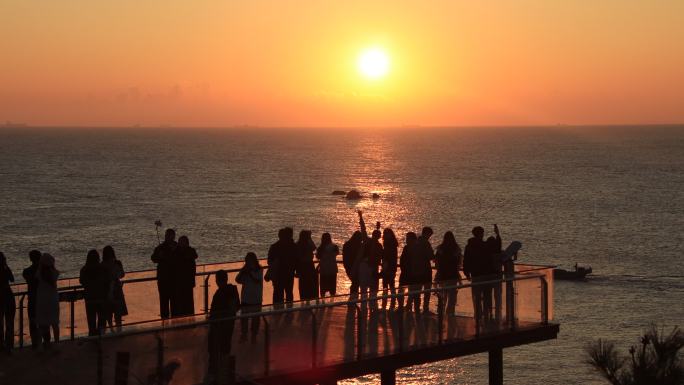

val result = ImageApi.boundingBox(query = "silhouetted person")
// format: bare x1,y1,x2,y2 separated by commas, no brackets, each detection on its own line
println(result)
0,252,15,354
80,249,108,336
435,231,463,316
316,233,339,298
22,250,42,349
398,232,417,310
151,228,178,318
485,225,503,321
411,226,434,313
174,235,198,316
267,227,298,304
381,228,398,310
342,231,363,300
357,211,383,310
208,270,240,376
102,245,127,330
235,252,262,343
463,226,492,328
296,230,318,301
36,253,60,349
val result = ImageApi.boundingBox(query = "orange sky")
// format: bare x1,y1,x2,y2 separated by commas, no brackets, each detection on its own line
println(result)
1,0,683,127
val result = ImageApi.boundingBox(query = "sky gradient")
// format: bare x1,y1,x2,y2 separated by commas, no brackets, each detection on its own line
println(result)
1,0,683,127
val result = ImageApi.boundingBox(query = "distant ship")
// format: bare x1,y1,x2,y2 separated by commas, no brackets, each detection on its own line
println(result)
2,121,29,128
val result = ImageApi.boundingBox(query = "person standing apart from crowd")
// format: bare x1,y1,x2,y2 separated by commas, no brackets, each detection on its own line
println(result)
316,233,339,299
151,228,177,319
174,236,198,316
0,252,16,354
267,227,298,305
102,245,127,330
79,249,108,336
411,227,435,313
207,270,240,377
22,250,42,349
381,228,398,310
296,230,318,302
398,232,417,310
235,252,263,343
434,231,463,316
36,253,60,349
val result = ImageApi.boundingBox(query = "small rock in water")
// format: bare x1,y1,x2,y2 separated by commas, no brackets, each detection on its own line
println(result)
345,190,362,200
332,190,346,196
372,193,380,199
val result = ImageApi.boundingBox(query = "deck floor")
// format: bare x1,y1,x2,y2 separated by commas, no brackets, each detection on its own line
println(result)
2,304,545,385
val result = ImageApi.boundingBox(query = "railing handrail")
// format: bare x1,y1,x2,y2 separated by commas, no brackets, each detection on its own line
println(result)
78,272,548,342
9,256,553,296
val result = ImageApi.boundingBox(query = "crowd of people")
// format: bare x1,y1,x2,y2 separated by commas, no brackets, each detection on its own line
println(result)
0,211,517,358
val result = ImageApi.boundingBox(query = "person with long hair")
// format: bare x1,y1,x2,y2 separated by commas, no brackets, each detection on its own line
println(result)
0,252,16,354
102,246,127,330
435,231,463,316
316,233,339,299
235,252,263,343
79,249,108,336
296,230,318,301
381,228,399,310
36,253,60,349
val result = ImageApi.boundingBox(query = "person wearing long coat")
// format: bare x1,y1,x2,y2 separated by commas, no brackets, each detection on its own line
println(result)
36,253,60,348
296,231,318,301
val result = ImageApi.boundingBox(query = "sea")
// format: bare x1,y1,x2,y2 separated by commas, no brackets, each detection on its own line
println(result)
0,125,682,384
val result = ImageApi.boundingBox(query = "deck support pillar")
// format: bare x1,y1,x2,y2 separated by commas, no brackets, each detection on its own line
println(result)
488,348,503,385
381,369,396,385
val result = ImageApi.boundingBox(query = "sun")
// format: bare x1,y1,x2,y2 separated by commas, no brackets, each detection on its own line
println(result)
358,48,390,79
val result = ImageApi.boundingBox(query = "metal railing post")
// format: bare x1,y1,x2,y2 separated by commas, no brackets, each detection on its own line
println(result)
397,305,404,353
310,309,318,368
70,289,76,340
262,316,270,376
18,294,25,348
203,275,211,314
437,288,444,345
97,335,104,385
540,277,549,325
156,334,164,385
355,304,363,361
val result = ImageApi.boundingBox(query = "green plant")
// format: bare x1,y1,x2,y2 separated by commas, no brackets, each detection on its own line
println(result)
586,325,684,385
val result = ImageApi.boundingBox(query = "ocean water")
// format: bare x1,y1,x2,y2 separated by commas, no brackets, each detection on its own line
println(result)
0,125,682,384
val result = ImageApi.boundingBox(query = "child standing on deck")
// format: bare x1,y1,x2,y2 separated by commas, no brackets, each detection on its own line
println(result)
208,270,240,379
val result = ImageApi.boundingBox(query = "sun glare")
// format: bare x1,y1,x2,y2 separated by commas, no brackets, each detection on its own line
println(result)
358,48,390,80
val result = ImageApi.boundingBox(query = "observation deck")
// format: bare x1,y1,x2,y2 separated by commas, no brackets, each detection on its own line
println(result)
4,260,558,385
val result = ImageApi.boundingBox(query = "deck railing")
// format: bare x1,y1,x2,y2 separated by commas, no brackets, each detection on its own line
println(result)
10,258,553,348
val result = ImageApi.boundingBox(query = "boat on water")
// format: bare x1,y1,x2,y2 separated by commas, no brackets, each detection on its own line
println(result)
554,263,592,280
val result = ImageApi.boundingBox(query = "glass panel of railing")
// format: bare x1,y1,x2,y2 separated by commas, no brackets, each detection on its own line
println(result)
513,275,544,325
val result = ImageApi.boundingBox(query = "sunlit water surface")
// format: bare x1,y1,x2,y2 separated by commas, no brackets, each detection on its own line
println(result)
0,126,682,384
